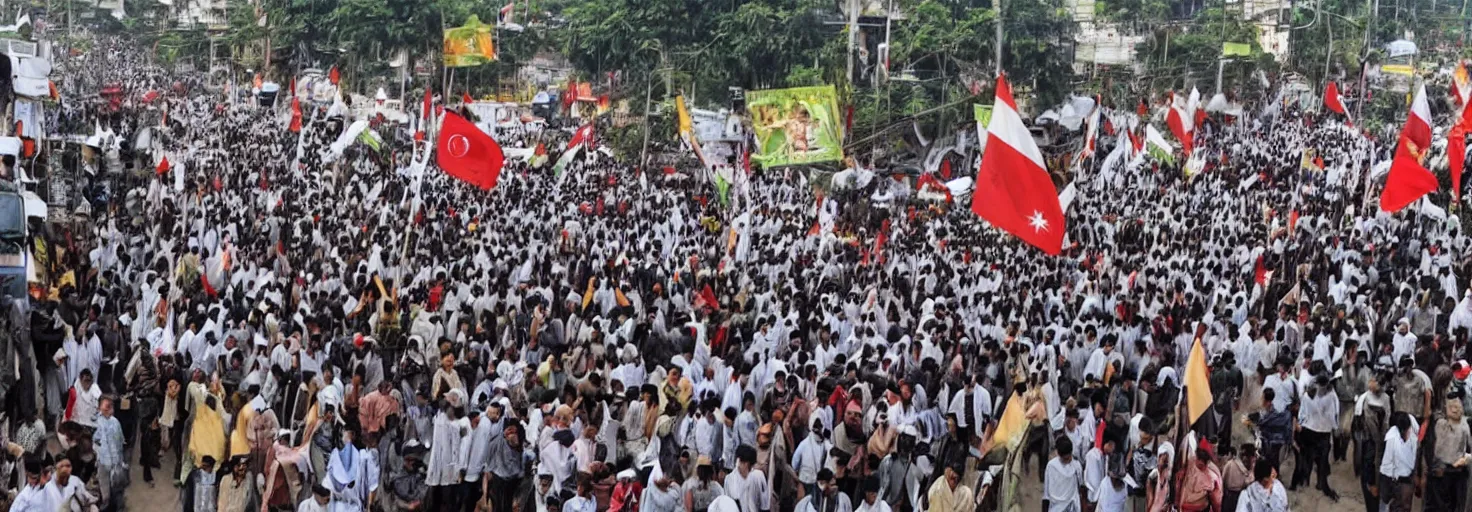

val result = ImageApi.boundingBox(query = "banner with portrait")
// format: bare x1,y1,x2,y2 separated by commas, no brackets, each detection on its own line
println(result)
747,85,843,168
444,15,496,68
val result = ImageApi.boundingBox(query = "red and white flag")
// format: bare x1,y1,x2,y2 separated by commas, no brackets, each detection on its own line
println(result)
1166,93,1194,156
1082,98,1101,158
568,123,595,150
970,74,1066,255
1381,83,1438,212
1324,82,1347,114
1188,87,1205,128
500,2,515,24
1324,82,1350,124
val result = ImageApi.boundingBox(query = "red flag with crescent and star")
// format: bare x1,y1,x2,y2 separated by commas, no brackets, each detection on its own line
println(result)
436,111,505,190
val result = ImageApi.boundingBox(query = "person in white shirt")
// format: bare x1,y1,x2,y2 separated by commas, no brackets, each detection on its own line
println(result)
1391,318,1417,362
11,457,59,512
297,485,333,512
1042,437,1084,512
1289,372,1339,500
791,422,829,499
45,457,98,512
459,407,495,509
1095,470,1133,512
1260,358,1298,413
1378,412,1419,512
723,446,770,512
1082,436,1115,506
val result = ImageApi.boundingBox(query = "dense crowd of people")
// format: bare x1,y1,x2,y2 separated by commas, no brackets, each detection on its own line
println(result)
8,30,1472,512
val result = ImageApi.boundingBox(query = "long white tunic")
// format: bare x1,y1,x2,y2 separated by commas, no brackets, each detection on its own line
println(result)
425,412,467,487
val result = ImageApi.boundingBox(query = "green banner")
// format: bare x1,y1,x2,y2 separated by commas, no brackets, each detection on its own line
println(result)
1222,42,1253,57
747,85,844,168
444,15,496,68
974,104,993,129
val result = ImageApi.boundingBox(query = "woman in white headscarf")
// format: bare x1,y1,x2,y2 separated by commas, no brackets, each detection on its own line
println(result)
323,429,376,512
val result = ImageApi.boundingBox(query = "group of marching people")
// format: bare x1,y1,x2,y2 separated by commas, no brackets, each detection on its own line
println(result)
10,29,1472,512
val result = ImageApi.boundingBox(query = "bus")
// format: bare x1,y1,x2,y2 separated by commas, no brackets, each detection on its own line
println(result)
0,188,27,303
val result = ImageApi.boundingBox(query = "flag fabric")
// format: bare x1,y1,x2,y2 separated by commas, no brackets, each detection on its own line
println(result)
436,111,505,190
289,97,302,133
499,1,515,24
694,285,719,311
715,173,731,207
462,92,474,104
1082,100,1101,158
357,129,383,152
675,96,710,168
1253,253,1267,286
1406,83,1433,150
1144,124,1175,164
568,124,594,151
1382,84,1438,212
1166,95,1194,156
329,66,340,86
1184,338,1213,425
552,145,582,177
1456,61,1472,118
530,143,549,168
418,87,433,140
677,95,694,136
969,74,1065,255
1324,82,1348,117
989,392,1028,451
156,156,170,176
1188,87,1205,129
1455,125,1467,202
581,277,596,310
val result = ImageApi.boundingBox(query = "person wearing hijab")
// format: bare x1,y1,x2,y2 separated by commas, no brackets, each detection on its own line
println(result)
324,429,376,512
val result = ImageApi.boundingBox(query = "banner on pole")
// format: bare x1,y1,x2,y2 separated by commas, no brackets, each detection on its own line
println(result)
973,104,993,128
443,15,496,67
746,85,844,168
1221,42,1253,57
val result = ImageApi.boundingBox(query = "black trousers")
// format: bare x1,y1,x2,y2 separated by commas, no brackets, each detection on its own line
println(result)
490,476,521,512
1291,429,1332,490
431,484,459,510
460,479,483,512
1427,468,1469,512
1262,442,1285,474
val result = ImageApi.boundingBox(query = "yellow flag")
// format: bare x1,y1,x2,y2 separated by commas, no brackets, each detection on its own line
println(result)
676,95,694,137
1185,338,1213,425
990,391,1028,450
581,277,596,311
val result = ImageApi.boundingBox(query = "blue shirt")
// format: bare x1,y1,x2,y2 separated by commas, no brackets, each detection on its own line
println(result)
94,415,125,467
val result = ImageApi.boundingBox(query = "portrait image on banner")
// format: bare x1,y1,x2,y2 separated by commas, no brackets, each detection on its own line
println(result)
444,15,496,67
746,85,844,168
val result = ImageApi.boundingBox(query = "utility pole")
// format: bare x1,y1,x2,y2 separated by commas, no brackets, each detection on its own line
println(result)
847,0,859,83
995,0,1004,76
638,75,653,173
